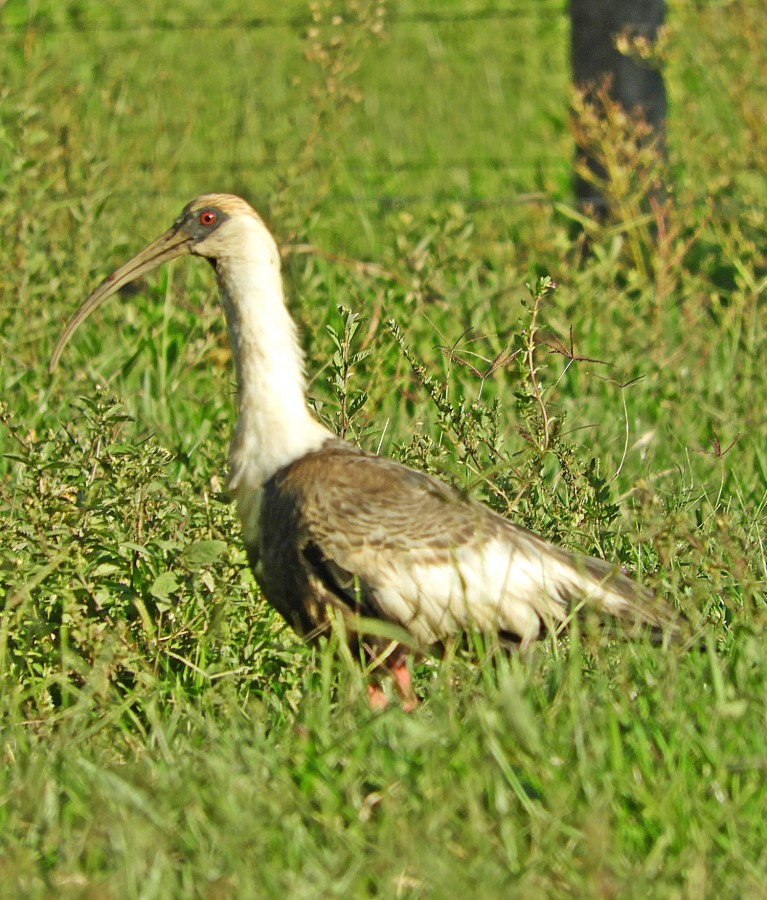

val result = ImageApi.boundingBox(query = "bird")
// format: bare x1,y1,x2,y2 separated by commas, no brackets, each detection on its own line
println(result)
50,193,678,708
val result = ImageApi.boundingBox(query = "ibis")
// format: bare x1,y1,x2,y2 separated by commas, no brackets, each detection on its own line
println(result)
51,194,678,707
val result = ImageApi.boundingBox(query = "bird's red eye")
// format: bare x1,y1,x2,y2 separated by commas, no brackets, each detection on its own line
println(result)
199,210,217,226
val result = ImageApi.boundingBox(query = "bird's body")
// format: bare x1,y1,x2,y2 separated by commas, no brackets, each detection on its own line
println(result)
250,440,663,650
51,193,678,705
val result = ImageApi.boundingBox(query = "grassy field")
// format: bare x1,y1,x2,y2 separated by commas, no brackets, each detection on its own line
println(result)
2,0,767,896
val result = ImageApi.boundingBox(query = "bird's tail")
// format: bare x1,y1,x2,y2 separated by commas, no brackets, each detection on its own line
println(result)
519,530,681,644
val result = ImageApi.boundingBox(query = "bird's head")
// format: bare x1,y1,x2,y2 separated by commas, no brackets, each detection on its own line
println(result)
172,193,272,261
49,193,271,371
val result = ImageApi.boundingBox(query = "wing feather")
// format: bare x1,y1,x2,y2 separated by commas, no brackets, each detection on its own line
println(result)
253,440,675,649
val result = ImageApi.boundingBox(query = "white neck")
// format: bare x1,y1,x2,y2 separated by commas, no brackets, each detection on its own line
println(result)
213,220,333,499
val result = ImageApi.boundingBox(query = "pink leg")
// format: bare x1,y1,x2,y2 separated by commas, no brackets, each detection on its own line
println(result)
391,658,418,711
364,645,418,712
367,682,389,710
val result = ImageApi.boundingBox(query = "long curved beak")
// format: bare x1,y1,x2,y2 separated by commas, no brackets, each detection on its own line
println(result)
49,225,193,372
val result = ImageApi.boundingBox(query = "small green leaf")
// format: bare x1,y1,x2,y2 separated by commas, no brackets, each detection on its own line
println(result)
182,540,228,568
150,571,180,600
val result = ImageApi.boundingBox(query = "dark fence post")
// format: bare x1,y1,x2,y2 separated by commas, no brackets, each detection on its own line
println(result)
570,0,667,216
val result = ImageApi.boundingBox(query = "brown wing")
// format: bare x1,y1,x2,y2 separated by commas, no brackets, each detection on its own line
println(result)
253,441,675,649
253,441,477,640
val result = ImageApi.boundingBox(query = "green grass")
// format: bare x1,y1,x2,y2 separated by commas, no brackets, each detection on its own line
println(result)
2,0,767,895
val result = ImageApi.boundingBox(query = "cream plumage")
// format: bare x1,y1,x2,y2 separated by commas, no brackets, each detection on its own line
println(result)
51,194,678,706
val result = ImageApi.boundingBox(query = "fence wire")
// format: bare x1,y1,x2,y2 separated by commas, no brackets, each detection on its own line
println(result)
2,3,758,218
1,4,567,34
